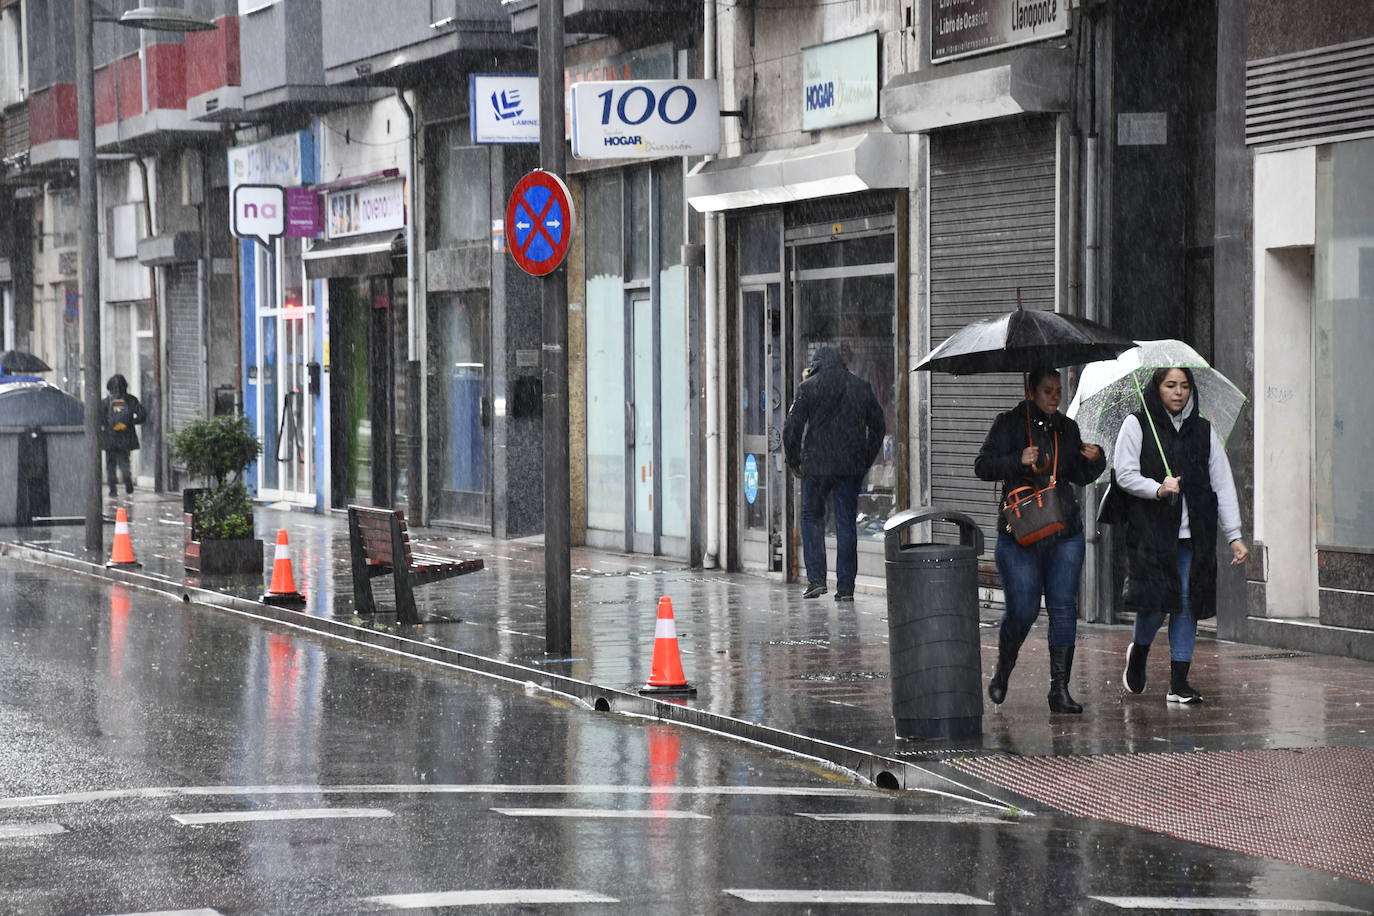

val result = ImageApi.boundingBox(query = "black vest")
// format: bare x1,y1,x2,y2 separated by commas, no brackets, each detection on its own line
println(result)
1121,405,1220,619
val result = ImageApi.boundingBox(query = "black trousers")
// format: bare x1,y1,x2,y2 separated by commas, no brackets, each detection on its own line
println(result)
105,449,134,494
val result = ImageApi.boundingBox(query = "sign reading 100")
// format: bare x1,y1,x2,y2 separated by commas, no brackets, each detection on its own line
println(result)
593,84,698,126
569,79,721,160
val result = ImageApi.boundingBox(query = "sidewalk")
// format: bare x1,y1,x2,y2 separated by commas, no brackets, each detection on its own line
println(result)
4,491,1374,884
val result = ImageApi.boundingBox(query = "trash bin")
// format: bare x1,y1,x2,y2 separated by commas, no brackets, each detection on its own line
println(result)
883,507,985,739
0,381,87,526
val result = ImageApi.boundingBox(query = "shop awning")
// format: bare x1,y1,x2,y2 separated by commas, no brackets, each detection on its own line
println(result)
880,46,1073,134
302,231,405,280
684,133,909,213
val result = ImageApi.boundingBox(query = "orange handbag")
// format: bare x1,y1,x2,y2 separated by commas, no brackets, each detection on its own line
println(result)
1001,428,1065,546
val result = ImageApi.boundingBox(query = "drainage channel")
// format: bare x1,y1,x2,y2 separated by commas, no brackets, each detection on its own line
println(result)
0,541,1024,814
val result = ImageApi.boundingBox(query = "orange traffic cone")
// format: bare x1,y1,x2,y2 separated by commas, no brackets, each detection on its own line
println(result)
105,507,142,569
261,529,306,607
639,596,696,695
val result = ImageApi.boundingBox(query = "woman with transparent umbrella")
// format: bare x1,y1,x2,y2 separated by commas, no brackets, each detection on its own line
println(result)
1113,367,1249,703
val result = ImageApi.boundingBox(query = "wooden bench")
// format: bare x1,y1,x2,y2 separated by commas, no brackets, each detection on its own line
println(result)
347,505,484,625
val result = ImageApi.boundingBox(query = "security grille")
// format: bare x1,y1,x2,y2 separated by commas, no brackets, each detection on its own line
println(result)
927,115,1058,550
1247,36,1374,149
165,263,204,436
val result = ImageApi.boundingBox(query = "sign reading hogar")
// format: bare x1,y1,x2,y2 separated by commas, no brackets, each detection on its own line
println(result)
569,80,720,159
801,32,879,132
325,179,406,239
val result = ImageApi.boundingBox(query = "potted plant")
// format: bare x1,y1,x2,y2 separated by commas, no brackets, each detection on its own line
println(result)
169,413,264,575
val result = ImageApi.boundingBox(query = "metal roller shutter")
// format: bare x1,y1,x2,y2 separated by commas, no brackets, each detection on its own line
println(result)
928,115,1057,549
165,263,204,435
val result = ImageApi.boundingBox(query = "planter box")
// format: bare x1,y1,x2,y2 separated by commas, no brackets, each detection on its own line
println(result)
183,488,264,575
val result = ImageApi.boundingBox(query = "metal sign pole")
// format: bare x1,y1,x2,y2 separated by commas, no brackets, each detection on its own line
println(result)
539,0,572,657
75,0,103,555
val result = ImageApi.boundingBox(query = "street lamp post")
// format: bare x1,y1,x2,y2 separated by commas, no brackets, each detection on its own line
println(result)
74,3,215,555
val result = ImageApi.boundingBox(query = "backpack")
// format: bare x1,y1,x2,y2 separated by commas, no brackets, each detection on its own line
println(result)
109,398,131,432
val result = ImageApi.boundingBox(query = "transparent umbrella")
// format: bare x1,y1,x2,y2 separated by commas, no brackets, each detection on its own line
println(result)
1066,339,1248,481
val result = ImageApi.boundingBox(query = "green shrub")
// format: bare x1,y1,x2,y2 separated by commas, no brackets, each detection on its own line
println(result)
170,414,263,540
169,414,261,487
193,482,255,540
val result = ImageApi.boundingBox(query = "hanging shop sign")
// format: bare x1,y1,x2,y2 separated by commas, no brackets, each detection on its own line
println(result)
931,0,1069,64
569,79,720,159
232,184,285,249
505,170,575,276
228,130,315,191
325,178,406,240
285,188,323,238
471,74,540,145
801,32,879,131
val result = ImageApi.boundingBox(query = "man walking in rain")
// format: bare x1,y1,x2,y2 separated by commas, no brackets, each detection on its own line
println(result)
99,374,145,498
784,346,885,600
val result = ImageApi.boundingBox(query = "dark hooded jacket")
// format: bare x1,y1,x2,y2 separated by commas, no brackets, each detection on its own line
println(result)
974,398,1105,539
98,374,145,452
783,347,886,478
1120,376,1220,619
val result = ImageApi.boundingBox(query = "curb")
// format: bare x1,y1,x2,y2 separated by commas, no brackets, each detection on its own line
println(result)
0,540,1025,813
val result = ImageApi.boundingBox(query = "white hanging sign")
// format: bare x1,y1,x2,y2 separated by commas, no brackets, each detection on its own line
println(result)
569,79,720,159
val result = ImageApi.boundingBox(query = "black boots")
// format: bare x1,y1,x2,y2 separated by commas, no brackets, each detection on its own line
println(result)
1047,646,1083,714
1167,659,1203,704
987,634,1019,705
1123,642,1150,694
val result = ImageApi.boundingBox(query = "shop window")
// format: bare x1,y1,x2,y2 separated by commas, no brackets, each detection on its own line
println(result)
1315,138,1374,549
427,124,490,248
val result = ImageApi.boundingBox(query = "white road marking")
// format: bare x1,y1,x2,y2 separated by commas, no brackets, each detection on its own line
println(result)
0,783,884,811
100,910,223,916
725,889,992,906
367,889,618,908
171,807,393,826
0,822,66,839
1090,898,1368,913
796,812,1013,825
492,807,709,819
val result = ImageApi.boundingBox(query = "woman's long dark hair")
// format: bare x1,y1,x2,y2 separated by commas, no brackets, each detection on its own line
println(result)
1145,366,1199,419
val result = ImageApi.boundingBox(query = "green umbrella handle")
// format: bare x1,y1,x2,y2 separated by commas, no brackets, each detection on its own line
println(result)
1131,370,1174,479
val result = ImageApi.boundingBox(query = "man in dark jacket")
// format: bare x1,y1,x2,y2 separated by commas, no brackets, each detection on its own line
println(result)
783,346,886,600
98,374,146,497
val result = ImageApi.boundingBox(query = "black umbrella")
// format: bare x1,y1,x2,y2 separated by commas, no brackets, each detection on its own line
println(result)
0,350,52,373
913,307,1135,375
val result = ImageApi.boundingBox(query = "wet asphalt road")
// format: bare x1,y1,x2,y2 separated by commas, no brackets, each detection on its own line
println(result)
0,560,1369,915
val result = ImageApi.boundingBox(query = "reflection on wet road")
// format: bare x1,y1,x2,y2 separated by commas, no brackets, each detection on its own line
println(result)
0,560,1368,915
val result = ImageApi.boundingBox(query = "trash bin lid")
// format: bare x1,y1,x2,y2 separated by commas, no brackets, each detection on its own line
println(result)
0,382,85,426
887,541,981,563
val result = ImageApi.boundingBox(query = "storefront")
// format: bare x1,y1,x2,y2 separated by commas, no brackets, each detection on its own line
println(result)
569,40,695,559
232,130,326,509
687,133,910,581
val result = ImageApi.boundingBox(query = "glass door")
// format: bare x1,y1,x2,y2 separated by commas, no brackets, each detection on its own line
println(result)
256,241,316,506
430,291,491,528
738,283,785,571
630,292,656,554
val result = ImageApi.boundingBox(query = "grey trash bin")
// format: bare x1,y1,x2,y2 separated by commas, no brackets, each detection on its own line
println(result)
883,507,985,739
0,381,87,526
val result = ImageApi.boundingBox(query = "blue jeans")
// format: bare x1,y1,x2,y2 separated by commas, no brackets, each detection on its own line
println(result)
994,530,1085,649
1132,541,1197,662
801,475,862,594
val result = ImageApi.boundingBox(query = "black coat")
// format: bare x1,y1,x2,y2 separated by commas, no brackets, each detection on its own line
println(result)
783,347,885,478
1119,389,1220,620
98,374,145,452
974,400,1105,538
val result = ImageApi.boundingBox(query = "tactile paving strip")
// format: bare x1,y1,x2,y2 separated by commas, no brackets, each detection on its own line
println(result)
950,746,1374,885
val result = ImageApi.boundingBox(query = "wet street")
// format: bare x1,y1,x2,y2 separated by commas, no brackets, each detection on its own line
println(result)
0,559,1369,915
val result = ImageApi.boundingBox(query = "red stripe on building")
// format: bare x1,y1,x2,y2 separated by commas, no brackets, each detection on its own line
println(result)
186,16,240,97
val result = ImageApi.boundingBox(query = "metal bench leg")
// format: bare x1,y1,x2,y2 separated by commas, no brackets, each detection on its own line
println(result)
393,566,419,625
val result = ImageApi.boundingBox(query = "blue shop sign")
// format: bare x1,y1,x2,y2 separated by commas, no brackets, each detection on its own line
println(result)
744,454,760,505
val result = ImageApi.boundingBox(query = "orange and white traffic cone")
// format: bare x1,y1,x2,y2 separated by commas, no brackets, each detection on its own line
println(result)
105,507,142,569
639,596,696,696
261,529,306,607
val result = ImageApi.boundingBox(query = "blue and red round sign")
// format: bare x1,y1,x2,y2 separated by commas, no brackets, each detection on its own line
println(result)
506,169,575,276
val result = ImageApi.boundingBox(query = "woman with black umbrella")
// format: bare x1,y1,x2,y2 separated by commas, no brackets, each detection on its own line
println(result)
975,367,1106,713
